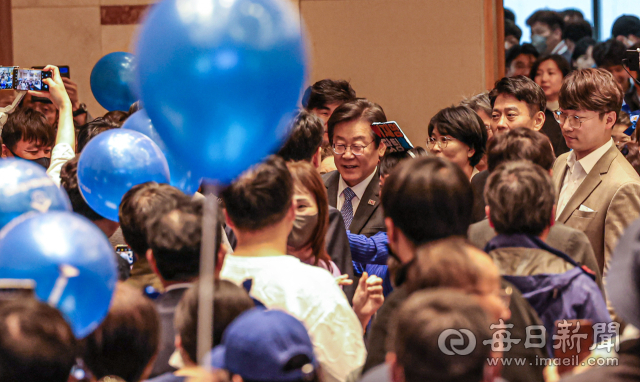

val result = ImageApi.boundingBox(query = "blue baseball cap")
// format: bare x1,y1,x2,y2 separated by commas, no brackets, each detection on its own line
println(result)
209,308,317,382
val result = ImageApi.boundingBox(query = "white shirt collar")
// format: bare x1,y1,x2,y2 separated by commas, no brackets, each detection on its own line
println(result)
551,40,568,55
567,139,614,175
338,167,377,201
165,282,192,292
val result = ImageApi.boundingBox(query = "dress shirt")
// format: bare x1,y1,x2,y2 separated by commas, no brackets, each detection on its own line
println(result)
337,167,377,213
557,139,614,217
47,142,75,187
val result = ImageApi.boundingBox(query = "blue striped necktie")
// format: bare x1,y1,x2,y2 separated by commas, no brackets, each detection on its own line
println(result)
341,187,364,276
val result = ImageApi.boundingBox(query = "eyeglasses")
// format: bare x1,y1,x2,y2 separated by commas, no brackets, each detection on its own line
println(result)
332,141,374,156
427,136,456,150
553,110,602,129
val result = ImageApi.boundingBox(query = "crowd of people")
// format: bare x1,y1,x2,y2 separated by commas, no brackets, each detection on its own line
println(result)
2,7,640,382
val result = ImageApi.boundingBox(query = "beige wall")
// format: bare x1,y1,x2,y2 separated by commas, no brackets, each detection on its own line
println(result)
12,0,493,142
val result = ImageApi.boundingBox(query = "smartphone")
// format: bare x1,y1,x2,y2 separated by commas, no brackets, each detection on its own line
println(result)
0,66,16,90
14,68,52,91
33,65,70,79
116,244,135,265
625,49,640,72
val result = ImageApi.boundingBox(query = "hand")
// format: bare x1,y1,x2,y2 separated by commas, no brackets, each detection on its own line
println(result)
28,65,71,110
352,272,384,329
62,77,79,109
335,274,353,286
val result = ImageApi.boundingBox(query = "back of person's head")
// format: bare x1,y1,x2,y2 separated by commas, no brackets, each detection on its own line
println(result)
302,79,356,111
277,110,324,162
82,283,160,382
489,76,546,115
562,9,584,22
60,157,104,221
504,8,515,22
612,15,640,38
102,110,129,126
1,107,54,151
379,147,427,178
526,10,564,32
388,289,491,382
119,182,190,256
560,68,623,116
326,98,386,146
563,20,593,43
485,161,555,236
221,156,293,232
486,127,555,172
530,54,571,79
428,105,488,167
146,200,203,282
210,308,321,382
460,92,492,119
504,19,522,41
76,117,121,153
593,39,627,68
0,298,77,382
175,280,254,364
381,157,473,246
571,36,596,63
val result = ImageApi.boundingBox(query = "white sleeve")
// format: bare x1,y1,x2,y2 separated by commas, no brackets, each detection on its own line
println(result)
46,143,75,187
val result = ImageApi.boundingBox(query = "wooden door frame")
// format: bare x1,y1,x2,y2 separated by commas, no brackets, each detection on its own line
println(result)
0,0,12,65
484,0,504,90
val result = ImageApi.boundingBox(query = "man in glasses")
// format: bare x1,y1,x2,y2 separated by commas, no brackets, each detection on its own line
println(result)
553,68,640,277
324,98,388,276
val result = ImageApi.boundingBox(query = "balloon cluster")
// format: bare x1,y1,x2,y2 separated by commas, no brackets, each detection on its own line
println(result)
0,0,307,340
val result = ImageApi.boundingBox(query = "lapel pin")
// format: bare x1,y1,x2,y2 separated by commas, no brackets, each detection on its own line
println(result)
368,199,376,206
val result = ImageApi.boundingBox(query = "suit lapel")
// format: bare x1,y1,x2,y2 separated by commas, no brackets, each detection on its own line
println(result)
324,171,340,208
349,169,381,234
553,157,568,206
557,146,619,223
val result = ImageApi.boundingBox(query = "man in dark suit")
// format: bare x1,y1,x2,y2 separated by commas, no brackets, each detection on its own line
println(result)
145,200,202,378
323,99,388,274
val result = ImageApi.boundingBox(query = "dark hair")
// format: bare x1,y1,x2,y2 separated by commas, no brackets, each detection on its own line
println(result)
221,156,293,232
102,110,130,126
563,20,593,43
277,110,324,162
1,107,54,150
571,37,596,63
505,44,540,69
175,280,254,363
0,299,77,382
82,283,160,382
327,98,387,146
60,157,104,221
487,127,555,172
526,10,564,32
119,182,190,256
489,76,546,116
562,9,584,21
287,161,332,270
529,54,571,80
146,201,202,282
380,147,427,177
76,117,121,153
593,39,628,68
560,68,623,118
504,8,515,22
612,15,640,38
406,237,487,295
505,19,522,41
428,106,488,167
388,289,491,382
485,161,555,236
381,157,473,246
302,79,356,110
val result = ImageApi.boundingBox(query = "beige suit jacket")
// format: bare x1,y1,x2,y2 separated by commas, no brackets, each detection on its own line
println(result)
552,145,640,273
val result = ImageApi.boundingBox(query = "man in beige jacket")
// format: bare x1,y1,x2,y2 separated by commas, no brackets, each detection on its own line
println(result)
552,68,640,275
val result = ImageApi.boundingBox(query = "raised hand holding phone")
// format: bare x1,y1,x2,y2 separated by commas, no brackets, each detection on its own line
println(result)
29,65,72,111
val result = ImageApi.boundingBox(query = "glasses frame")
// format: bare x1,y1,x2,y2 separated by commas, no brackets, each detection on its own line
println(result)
332,141,374,156
553,110,603,129
426,136,456,150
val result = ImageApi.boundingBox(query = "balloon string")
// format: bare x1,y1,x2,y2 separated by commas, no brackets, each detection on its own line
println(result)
197,182,219,365
48,264,80,306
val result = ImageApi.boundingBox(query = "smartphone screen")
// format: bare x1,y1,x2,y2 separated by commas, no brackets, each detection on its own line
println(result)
33,65,70,79
15,69,51,91
0,67,14,90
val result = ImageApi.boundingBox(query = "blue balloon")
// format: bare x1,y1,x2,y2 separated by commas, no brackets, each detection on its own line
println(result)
77,129,170,222
91,52,137,111
135,0,307,183
0,211,117,338
122,110,202,195
0,159,71,230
